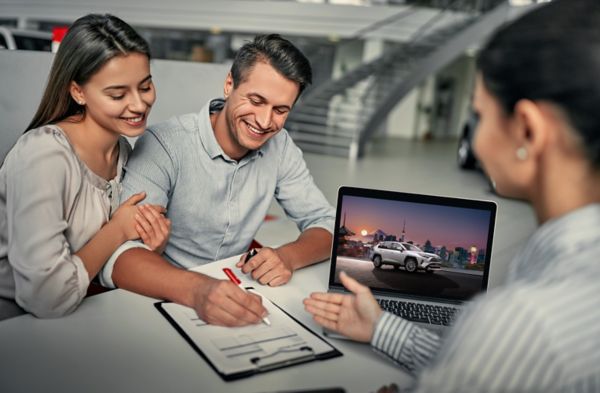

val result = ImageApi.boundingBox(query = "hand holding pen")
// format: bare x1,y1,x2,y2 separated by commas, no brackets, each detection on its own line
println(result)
236,247,294,287
223,267,271,326
190,272,268,327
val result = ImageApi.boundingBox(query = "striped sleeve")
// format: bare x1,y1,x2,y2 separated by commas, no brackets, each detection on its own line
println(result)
371,312,442,375
412,288,563,393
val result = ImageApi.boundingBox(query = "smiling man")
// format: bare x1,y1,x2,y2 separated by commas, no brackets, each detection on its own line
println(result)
99,34,335,327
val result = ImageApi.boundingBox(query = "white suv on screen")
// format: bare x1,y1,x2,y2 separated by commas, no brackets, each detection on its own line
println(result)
371,241,441,273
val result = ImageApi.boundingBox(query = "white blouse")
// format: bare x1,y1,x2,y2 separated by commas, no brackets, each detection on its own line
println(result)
0,125,129,318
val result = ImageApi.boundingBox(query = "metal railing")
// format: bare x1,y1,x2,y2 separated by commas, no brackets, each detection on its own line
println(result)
286,0,508,158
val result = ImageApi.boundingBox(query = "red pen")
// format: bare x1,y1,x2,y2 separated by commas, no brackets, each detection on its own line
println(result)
222,268,271,326
223,268,241,285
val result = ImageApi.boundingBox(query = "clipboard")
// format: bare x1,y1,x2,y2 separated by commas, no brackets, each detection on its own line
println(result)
155,295,342,381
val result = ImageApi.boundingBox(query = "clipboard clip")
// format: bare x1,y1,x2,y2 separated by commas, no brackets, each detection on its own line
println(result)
250,345,315,371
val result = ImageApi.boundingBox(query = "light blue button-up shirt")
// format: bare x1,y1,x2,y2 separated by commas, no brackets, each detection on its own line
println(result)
100,99,334,287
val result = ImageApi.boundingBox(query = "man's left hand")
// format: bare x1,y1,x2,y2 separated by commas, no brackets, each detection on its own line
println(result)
236,247,293,286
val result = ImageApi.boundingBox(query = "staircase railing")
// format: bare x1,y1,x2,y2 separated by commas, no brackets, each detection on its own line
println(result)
285,0,508,158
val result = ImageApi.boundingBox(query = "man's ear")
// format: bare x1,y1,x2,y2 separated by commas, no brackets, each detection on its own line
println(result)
512,99,550,161
69,81,85,105
224,72,233,98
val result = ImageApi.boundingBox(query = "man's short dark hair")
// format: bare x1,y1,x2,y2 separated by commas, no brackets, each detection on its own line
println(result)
230,34,312,97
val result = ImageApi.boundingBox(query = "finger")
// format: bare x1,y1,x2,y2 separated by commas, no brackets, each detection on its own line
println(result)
304,298,342,314
304,303,340,322
135,223,148,242
143,205,169,234
123,191,146,206
236,252,249,268
135,210,155,238
136,223,154,248
141,205,169,240
240,247,272,274
261,267,291,287
148,204,167,214
241,253,267,274
339,271,369,295
310,292,346,305
250,249,286,281
258,268,281,286
225,285,267,322
304,298,341,317
252,258,279,283
312,314,339,331
203,303,248,327
267,274,289,287
204,292,261,326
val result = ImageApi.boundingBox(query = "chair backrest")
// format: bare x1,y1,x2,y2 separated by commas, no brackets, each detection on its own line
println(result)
0,50,230,163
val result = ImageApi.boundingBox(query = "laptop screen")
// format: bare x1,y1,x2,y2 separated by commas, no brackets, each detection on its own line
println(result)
328,187,497,303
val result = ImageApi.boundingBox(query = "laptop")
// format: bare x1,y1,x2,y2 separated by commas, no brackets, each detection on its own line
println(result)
325,186,497,335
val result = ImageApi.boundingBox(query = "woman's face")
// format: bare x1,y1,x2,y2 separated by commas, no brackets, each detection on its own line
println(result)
473,74,525,199
74,52,155,138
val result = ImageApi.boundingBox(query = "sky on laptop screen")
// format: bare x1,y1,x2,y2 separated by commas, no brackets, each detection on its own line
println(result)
333,195,493,301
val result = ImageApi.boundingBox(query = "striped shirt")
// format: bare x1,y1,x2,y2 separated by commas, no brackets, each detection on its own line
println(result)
371,203,600,392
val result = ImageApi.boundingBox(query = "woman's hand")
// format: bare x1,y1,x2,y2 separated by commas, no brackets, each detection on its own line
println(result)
109,192,170,253
303,271,383,342
135,204,171,253
109,192,147,241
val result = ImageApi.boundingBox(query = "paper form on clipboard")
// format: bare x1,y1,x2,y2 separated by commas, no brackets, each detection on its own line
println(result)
155,288,341,381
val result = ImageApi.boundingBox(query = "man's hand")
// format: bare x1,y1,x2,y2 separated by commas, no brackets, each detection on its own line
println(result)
303,271,383,342
191,276,269,326
236,247,293,286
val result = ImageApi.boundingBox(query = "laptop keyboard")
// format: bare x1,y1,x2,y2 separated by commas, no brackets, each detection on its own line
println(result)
377,299,458,326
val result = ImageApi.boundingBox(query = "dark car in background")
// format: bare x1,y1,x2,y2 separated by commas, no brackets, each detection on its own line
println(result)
0,27,52,51
457,110,497,193
457,110,479,169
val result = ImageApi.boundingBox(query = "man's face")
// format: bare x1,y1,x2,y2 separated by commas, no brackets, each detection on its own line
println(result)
217,61,299,160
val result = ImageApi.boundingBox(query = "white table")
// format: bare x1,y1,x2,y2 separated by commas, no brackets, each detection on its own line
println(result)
0,257,412,393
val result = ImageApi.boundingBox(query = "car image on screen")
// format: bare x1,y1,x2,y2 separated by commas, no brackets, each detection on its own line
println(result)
371,241,442,273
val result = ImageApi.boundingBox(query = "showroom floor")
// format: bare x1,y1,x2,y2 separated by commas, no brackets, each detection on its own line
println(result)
257,138,538,289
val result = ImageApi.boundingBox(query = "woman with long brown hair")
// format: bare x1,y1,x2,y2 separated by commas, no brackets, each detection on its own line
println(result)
0,14,169,319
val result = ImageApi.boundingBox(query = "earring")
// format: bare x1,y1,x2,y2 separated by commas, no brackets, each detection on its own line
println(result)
516,146,528,161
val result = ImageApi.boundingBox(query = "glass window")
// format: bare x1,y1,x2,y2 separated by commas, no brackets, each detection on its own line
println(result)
13,35,51,51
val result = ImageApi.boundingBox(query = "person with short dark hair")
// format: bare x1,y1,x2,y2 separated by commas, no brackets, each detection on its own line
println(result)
230,34,312,97
100,34,335,327
305,1,600,391
0,14,169,319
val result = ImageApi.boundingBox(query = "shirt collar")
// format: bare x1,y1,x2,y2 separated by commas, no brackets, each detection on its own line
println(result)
198,98,263,162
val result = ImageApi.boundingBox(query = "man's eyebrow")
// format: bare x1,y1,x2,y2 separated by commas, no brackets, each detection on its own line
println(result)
103,75,152,91
247,92,266,102
248,93,291,111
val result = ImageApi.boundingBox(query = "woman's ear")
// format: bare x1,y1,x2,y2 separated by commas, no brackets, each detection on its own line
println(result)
69,81,85,106
512,99,550,162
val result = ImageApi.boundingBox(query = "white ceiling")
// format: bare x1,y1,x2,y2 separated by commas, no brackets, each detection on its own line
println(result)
0,0,472,42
